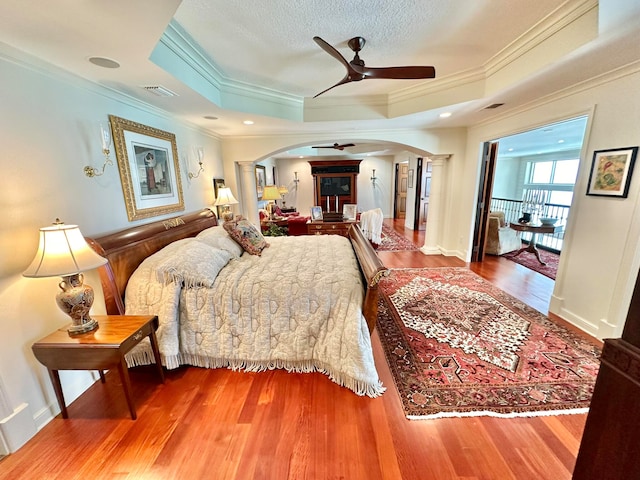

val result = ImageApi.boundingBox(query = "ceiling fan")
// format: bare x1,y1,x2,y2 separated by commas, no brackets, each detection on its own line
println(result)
312,36,436,98
311,142,356,151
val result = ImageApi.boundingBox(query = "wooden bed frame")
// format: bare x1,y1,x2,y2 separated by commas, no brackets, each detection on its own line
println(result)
86,209,389,333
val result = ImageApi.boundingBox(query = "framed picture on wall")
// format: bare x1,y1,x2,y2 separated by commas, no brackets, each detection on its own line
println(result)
586,146,638,198
255,165,266,199
110,115,184,221
213,178,225,218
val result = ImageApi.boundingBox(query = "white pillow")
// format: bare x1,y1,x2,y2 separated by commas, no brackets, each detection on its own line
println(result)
155,240,233,288
197,225,228,238
196,226,244,258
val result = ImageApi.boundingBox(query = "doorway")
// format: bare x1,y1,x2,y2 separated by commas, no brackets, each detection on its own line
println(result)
394,162,408,219
471,116,588,273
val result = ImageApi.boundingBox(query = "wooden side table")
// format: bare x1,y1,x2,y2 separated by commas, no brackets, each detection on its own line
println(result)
508,222,564,265
32,315,164,420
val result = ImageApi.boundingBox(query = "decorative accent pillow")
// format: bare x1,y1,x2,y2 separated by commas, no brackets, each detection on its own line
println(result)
155,240,233,288
196,227,244,258
223,216,269,255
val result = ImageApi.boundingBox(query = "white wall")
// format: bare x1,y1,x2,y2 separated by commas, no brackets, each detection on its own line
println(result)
459,64,640,340
0,45,223,450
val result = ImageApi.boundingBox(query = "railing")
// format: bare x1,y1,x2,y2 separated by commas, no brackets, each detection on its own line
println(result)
490,197,569,253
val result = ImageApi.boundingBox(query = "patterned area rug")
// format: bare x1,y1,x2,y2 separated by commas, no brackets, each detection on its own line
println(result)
377,267,601,419
502,245,559,280
376,224,420,251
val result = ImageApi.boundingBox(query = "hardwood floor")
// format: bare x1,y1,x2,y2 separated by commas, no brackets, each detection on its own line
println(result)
0,219,593,480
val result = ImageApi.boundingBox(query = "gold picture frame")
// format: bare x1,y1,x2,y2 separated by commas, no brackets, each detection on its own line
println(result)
255,165,266,199
110,115,184,221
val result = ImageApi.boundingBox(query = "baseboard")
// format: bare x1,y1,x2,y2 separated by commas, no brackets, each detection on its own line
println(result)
0,403,37,453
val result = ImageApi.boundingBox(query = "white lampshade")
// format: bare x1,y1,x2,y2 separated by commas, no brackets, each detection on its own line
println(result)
278,185,289,195
23,221,107,278
213,187,239,206
261,185,281,201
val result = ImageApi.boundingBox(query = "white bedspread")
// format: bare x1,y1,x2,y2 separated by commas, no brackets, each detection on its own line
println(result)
124,235,384,397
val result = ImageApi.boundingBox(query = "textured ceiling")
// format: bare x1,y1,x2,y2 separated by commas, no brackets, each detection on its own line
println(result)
173,0,561,98
0,0,638,157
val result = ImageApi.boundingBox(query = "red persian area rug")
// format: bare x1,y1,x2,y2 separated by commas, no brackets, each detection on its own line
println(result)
377,267,601,419
376,224,420,251
502,245,559,280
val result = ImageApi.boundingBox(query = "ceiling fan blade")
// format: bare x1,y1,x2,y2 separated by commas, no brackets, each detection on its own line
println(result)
311,142,356,150
313,36,352,71
353,65,436,80
312,75,353,98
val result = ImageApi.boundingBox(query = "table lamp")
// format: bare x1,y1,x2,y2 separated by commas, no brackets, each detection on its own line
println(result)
278,185,289,207
23,219,108,335
262,185,281,220
213,187,239,221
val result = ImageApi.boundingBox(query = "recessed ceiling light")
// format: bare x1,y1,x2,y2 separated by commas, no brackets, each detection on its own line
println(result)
508,148,514,152
558,139,565,143
243,120,254,125
439,112,452,118
88,56,120,69
204,115,218,120
299,156,304,158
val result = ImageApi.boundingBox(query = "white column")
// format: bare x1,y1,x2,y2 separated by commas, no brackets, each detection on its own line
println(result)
421,156,450,255
238,161,260,226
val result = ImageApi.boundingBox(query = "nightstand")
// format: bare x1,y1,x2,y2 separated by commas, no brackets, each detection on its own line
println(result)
32,315,164,420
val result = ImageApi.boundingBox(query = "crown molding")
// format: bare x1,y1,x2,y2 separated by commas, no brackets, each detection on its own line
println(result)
156,21,302,119
484,0,598,77
473,60,640,131
0,41,222,141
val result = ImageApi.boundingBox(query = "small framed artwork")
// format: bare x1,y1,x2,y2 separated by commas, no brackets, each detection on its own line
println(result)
408,169,414,188
343,204,357,221
310,206,323,221
586,146,638,198
255,165,266,199
110,115,184,221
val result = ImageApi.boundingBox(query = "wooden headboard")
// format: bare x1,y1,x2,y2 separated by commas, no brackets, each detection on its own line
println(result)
86,209,218,315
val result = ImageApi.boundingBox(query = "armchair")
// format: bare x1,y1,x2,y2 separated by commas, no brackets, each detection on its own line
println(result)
485,211,521,255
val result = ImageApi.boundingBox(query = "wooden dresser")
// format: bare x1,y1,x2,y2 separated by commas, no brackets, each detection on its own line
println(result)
307,220,356,237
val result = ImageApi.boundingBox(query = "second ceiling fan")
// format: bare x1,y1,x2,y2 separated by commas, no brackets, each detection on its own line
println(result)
311,142,355,151
312,36,436,98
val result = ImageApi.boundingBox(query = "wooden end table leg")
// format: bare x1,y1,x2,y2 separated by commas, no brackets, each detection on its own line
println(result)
47,369,68,419
117,358,137,420
148,330,165,384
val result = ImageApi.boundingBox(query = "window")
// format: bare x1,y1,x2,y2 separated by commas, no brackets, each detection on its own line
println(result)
526,158,579,206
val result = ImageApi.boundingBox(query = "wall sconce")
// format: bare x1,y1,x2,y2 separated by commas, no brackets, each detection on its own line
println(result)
84,122,113,178
188,147,204,179
293,171,300,185
371,169,377,186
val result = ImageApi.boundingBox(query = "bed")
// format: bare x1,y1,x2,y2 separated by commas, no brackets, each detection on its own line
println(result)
87,209,389,397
